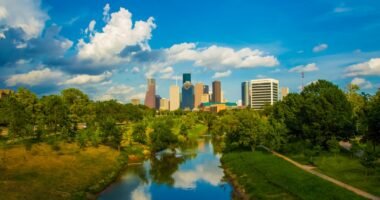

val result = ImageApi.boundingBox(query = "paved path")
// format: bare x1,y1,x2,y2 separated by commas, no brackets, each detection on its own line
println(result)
271,150,380,200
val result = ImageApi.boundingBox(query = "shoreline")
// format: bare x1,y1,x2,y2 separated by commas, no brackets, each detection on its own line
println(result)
222,166,250,200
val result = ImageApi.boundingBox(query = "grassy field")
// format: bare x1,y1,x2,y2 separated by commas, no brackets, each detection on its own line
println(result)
289,153,380,197
222,151,365,200
0,142,123,200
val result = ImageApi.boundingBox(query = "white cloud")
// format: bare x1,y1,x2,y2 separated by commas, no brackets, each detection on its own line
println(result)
167,43,279,71
212,70,232,79
131,67,140,73
6,68,64,86
84,20,96,35
130,184,151,200
0,0,48,39
62,71,112,85
345,58,380,77
102,3,111,22
97,84,135,102
313,43,328,53
77,6,156,65
289,63,319,73
351,77,373,89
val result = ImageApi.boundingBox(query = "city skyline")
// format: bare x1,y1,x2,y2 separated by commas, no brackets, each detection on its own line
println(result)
1,0,380,103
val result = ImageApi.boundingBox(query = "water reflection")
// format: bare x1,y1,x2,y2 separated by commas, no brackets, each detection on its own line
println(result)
98,137,232,200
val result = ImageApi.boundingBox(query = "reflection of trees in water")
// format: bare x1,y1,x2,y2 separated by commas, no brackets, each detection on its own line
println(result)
149,154,185,186
128,165,149,184
212,139,224,154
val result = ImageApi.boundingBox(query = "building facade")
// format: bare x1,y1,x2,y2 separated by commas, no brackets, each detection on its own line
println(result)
203,85,209,94
201,93,210,103
241,81,250,107
130,98,140,105
144,79,156,109
281,87,289,100
160,98,170,110
155,95,161,110
169,85,180,111
181,73,194,110
212,81,221,103
194,83,204,108
250,79,279,110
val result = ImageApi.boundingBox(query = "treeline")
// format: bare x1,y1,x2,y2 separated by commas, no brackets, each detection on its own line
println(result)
0,88,154,149
210,80,380,158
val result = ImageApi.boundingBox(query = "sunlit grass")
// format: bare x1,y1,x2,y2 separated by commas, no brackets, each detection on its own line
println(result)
0,142,120,200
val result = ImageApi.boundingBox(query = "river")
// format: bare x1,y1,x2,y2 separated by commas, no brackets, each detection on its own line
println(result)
98,137,233,200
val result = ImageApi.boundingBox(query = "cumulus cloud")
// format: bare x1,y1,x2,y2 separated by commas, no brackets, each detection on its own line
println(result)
313,43,328,53
103,3,111,22
345,58,380,77
351,77,372,89
6,68,65,86
97,84,135,102
289,63,319,73
212,70,232,79
62,71,112,85
0,0,48,39
84,20,96,36
77,6,156,65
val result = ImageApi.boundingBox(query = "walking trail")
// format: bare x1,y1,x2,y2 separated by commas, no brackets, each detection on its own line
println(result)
271,150,380,200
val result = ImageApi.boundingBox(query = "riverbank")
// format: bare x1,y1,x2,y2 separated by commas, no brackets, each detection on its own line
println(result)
0,142,128,200
221,150,365,200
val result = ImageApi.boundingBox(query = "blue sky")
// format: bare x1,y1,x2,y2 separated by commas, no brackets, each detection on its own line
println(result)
1,0,380,102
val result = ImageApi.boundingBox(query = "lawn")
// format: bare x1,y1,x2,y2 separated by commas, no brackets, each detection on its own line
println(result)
222,151,365,200
288,153,380,197
0,142,122,200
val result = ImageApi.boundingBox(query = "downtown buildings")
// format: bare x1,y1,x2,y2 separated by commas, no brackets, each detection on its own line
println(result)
144,79,156,109
169,85,180,111
249,78,279,110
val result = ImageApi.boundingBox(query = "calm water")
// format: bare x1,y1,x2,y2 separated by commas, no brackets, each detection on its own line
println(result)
98,137,233,200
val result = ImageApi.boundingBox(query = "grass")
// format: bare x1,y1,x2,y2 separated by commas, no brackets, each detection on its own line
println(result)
288,152,380,197
0,142,123,200
221,151,365,200
187,124,208,140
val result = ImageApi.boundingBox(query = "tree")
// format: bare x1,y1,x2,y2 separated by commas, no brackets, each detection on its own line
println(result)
301,80,354,147
61,88,90,128
365,91,380,151
346,84,366,135
98,118,122,150
150,118,177,152
40,95,70,135
132,122,147,144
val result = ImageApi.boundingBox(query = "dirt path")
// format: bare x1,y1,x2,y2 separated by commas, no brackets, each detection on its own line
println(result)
271,150,380,200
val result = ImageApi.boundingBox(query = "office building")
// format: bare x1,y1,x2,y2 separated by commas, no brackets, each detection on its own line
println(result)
200,102,238,113
160,98,170,111
203,85,209,94
181,73,194,110
194,83,204,108
144,79,156,109
250,78,279,110
130,98,140,105
201,93,210,103
169,85,180,111
212,81,221,103
241,81,250,107
281,87,289,100
155,95,161,110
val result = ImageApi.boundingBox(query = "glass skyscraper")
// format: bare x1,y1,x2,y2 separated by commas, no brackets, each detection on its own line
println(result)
181,73,194,110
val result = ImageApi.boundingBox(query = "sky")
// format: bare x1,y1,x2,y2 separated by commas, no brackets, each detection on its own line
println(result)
1,0,380,103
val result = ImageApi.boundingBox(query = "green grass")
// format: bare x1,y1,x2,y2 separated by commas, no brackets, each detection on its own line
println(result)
288,153,380,197
187,124,208,140
222,151,365,200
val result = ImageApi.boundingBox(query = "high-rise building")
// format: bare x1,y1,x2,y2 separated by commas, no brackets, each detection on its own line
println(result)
144,79,156,109
201,94,210,103
250,78,279,110
281,87,289,100
181,73,194,110
155,95,161,110
160,98,170,111
169,85,180,111
241,81,250,106
212,81,221,103
183,73,191,84
194,83,204,108
203,85,209,94
130,98,140,105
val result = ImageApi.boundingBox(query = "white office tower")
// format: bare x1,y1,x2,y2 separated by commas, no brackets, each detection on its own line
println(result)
250,79,279,110
169,85,180,111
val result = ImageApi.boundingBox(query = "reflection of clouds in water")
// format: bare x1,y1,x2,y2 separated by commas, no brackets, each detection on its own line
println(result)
172,162,223,189
131,184,151,200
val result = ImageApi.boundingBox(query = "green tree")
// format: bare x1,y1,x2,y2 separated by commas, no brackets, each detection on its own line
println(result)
132,122,147,144
346,84,366,135
40,95,70,135
61,88,90,130
98,118,122,150
151,118,177,152
365,91,380,151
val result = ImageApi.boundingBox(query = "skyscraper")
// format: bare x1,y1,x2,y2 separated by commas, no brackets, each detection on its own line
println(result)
203,85,209,94
160,98,170,111
241,81,250,106
281,87,289,100
250,78,279,110
194,83,204,108
144,78,156,109
181,73,194,110
169,85,180,111
212,81,221,103
155,95,161,110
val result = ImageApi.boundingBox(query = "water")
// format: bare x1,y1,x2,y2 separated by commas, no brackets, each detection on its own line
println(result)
98,137,233,200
